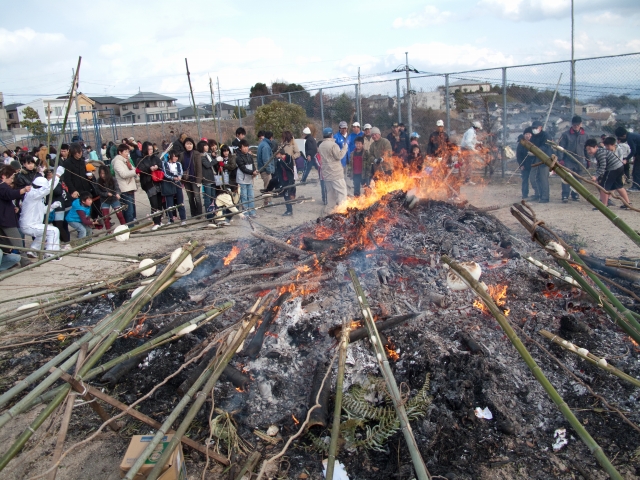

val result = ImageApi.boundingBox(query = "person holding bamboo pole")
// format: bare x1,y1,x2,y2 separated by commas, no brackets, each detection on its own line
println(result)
19,172,63,257
178,137,203,217
587,137,631,210
0,165,28,252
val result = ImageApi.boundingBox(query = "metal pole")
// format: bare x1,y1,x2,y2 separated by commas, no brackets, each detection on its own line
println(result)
261,96,264,106
287,92,291,104
145,115,150,140
208,76,216,140
396,79,401,124
320,89,325,129
570,0,575,117
72,69,82,138
357,67,362,124
236,99,242,127
216,77,222,141
445,74,450,136
502,67,507,178
185,58,202,139
405,52,413,134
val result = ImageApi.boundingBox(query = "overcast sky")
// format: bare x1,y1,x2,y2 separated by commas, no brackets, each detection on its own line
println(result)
1,0,638,106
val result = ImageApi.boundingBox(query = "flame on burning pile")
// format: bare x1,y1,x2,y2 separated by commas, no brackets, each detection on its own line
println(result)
292,414,300,425
126,316,150,337
473,284,510,316
630,337,640,351
223,245,240,266
384,341,400,361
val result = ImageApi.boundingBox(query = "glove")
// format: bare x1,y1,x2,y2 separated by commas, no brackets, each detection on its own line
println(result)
56,166,65,176
51,201,61,209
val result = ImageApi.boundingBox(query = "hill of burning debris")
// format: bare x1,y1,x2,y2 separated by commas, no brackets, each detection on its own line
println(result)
3,191,640,480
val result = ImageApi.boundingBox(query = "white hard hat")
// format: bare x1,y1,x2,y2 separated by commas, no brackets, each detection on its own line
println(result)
302,127,311,134
472,121,483,130
436,120,444,127
363,123,372,130
352,122,360,127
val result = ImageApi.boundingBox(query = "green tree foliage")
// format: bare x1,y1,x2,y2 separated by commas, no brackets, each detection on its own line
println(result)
453,91,471,112
21,106,46,136
255,101,307,140
332,93,355,123
249,82,270,111
233,106,247,119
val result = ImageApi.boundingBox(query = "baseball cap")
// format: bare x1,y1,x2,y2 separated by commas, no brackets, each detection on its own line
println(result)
392,122,399,127
339,121,348,129
352,122,360,127
363,123,372,130
531,121,543,128
436,120,444,127
370,127,381,135
302,127,311,134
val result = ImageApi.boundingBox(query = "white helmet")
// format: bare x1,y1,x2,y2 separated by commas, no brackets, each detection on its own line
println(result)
302,127,311,135
472,121,482,130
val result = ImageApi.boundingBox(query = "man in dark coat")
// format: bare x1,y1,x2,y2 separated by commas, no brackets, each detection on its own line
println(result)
615,126,640,192
558,115,588,202
426,120,450,156
529,121,552,203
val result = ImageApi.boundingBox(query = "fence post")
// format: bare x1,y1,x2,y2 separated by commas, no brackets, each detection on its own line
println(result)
354,84,360,123
445,74,450,136
261,96,264,106
287,92,291,104
570,59,576,117
320,89,325,129
396,79,401,124
236,99,242,127
502,67,507,178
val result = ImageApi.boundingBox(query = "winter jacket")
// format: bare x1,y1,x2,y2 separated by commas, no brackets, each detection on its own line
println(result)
197,153,216,185
530,130,553,158
95,179,121,205
14,168,40,190
365,138,393,175
593,147,623,177
283,141,301,163
257,138,275,174
137,154,163,193
235,152,256,185
333,132,348,167
48,180,68,211
19,176,60,229
426,131,450,156
318,138,348,182
274,154,296,187
161,160,183,196
107,144,117,160
112,154,138,193
387,131,408,156
304,134,318,160
558,127,588,165
219,154,238,186
516,135,534,169
346,132,363,160
0,182,21,228
347,148,373,182
624,132,640,160
179,150,202,184
61,157,91,196
65,198,92,225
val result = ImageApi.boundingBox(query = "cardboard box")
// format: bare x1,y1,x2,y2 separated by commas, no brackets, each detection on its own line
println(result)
119,434,187,480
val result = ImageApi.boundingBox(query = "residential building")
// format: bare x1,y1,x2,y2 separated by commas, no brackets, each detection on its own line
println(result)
55,93,95,121
583,112,616,128
413,91,447,111
5,103,22,130
617,105,638,123
442,80,492,93
117,92,178,123
0,93,7,131
178,106,213,120
364,95,394,111
17,98,77,125
575,103,611,115
89,96,124,117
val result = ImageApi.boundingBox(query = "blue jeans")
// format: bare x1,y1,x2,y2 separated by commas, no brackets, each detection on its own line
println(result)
68,222,92,239
0,251,21,271
164,189,187,221
239,183,255,216
202,184,215,219
121,191,136,225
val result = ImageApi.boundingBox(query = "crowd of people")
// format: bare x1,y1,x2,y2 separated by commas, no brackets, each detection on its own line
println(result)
1,116,637,271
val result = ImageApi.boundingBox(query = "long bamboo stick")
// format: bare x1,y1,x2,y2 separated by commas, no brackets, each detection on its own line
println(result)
539,330,640,388
326,318,350,480
348,269,431,480
233,451,261,480
0,244,198,471
124,297,267,480
442,255,622,480
0,221,153,282
520,138,640,248
523,256,582,287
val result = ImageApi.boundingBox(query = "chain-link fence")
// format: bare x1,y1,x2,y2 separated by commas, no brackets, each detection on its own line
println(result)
9,52,640,167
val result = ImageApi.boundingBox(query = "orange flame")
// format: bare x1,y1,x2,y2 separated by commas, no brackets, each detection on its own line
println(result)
292,414,299,425
630,337,639,351
384,341,400,361
223,245,240,266
474,284,509,316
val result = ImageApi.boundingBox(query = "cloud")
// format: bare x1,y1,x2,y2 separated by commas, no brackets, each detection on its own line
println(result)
0,28,70,63
393,5,454,28
388,42,515,71
99,43,123,57
478,0,640,22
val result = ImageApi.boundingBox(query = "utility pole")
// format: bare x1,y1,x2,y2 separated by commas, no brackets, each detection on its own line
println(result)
185,58,202,139
216,77,222,141
209,76,220,142
393,54,419,134
71,68,81,139
570,0,576,117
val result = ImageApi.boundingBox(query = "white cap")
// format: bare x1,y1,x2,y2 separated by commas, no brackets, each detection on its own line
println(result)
472,121,483,130
436,120,444,127
32,177,48,188
56,166,65,176
363,123,372,130
352,122,360,127
302,127,311,135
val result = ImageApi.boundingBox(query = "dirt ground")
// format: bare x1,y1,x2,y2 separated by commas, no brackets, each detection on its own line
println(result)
0,169,639,480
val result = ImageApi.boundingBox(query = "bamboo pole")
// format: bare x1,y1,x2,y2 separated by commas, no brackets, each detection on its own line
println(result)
442,255,622,480
326,318,350,480
233,451,261,480
0,244,198,471
520,138,640,248
523,255,582,288
348,269,431,480
0,221,153,282
124,297,267,480
539,330,640,388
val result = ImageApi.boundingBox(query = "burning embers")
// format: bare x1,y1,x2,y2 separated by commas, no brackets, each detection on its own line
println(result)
223,245,241,266
473,284,510,316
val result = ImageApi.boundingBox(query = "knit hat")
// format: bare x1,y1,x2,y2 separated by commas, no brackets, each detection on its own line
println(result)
370,127,381,135
9,160,21,170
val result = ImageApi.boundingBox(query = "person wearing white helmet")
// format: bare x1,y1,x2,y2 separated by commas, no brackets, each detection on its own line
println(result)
461,121,483,151
427,120,450,156
19,169,64,257
301,126,319,183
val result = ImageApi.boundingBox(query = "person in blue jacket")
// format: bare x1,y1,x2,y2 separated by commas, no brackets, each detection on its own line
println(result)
333,121,349,168
257,131,275,205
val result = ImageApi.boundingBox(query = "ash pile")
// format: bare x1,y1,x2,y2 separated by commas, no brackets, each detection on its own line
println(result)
9,190,640,480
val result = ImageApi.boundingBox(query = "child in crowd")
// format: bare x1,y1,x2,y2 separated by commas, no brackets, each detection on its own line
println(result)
14,156,40,189
615,137,631,183
348,137,368,197
65,191,96,239
587,137,632,209
96,166,126,230
19,169,64,257
161,151,187,225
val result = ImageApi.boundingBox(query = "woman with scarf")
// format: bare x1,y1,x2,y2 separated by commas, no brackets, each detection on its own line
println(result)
179,137,202,217
137,141,164,230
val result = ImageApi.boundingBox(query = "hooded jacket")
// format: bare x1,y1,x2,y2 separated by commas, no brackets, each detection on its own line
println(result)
14,168,40,190
257,138,275,174
19,176,60,229
0,182,21,228
530,129,553,158
235,151,256,185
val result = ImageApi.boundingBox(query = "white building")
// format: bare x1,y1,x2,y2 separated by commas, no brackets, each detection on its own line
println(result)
413,91,448,111
17,97,77,124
